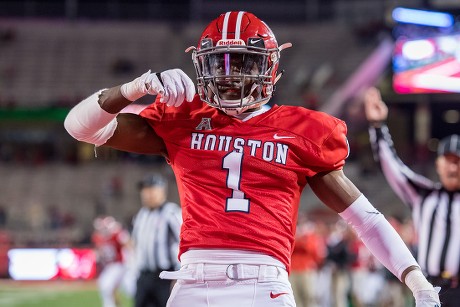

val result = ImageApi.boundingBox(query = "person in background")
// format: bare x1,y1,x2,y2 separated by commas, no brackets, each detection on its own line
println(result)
326,220,356,307
0,205,7,228
364,86,459,306
348,226,385,307
289,213,326,307
65,11,440,306
380,216,416,307
131,173,181,307
92,215,131,307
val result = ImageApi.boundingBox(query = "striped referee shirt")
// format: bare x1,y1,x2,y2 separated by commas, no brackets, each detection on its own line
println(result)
132,202,182,272
370,125,460,279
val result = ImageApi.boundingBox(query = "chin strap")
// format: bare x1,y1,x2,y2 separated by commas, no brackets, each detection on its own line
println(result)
274,70,285,85
209,82,261,115
272,42,292,85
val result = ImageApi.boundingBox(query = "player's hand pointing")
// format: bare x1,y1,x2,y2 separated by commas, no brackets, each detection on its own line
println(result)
120,69,196,107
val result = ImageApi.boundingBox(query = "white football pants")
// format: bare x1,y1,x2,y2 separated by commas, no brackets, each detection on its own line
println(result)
161,263,296,307
97,262,126,307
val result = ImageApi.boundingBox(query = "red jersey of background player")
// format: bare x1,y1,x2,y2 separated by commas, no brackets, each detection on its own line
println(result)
140,95,349,272
92,217,129,265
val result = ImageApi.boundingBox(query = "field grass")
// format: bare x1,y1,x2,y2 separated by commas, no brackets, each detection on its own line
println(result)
0,280,133,307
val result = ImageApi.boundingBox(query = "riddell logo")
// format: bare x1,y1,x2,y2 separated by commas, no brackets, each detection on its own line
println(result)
217,39,246,46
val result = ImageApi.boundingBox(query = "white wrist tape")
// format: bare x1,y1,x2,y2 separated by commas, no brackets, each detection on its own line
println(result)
64,89,118,146
405,269,434,293
339,194,419,281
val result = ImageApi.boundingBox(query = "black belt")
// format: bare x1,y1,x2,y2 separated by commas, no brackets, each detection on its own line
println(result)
140,269,163,276
427,275,459,289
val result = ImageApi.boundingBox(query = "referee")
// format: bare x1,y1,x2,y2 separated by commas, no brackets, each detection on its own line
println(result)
364,87,460,306
132,173,182,307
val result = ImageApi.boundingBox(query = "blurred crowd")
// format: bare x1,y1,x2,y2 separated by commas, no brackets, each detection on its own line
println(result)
289,212,416,307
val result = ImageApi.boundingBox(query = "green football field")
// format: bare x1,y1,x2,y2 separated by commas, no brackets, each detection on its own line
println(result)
0,280,133,307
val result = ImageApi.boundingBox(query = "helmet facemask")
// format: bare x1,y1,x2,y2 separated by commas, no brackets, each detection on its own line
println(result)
192,45,279,116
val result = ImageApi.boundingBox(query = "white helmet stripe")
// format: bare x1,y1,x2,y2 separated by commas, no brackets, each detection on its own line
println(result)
235,11,245,40
222,12,231,40
222,11,246,40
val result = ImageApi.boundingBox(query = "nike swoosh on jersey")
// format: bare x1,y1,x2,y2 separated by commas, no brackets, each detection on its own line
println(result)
270,291,289,299
249,38,262,44
273,134,295,140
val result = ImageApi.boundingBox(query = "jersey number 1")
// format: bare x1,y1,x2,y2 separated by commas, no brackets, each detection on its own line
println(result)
222,151,250,213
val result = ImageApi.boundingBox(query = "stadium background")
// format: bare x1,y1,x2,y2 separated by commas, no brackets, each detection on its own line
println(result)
0,0,459,306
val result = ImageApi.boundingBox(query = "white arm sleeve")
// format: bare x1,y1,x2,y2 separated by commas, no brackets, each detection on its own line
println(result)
64,89,118,146
339,194,419,281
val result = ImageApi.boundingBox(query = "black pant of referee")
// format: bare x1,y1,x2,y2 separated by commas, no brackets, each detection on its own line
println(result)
135,270,173,307
428,275,460,307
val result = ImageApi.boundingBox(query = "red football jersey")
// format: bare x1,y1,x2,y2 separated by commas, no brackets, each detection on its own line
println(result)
92,229,129,264
140,96,349,271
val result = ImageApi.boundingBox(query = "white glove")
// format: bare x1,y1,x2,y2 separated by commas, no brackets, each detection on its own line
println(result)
120,69,195,106
414,287,441,307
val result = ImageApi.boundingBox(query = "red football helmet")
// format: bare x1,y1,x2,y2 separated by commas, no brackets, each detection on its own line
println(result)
186,11,291,116
93,215,120,236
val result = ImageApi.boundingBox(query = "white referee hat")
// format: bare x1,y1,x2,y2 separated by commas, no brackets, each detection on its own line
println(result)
438,134,460,157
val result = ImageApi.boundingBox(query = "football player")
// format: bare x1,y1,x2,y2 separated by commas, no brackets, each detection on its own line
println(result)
92,216,131,307
66,11,440,307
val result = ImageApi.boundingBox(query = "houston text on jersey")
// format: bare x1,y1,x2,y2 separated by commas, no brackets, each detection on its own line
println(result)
190,132,289,165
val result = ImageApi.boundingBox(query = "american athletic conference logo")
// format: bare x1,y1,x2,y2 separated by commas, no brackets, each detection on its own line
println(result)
195,118,212,130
